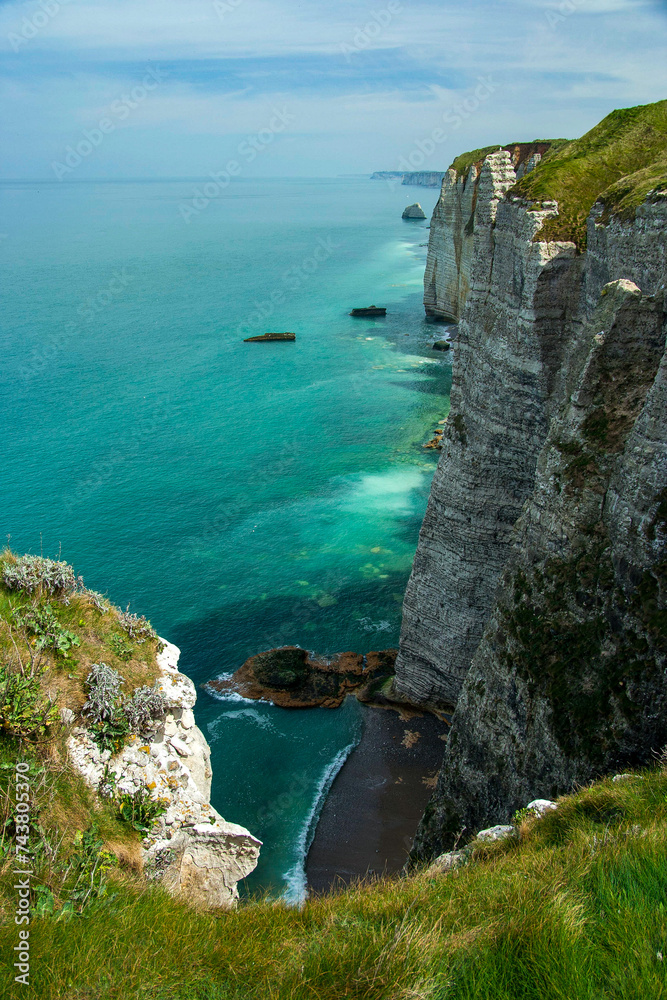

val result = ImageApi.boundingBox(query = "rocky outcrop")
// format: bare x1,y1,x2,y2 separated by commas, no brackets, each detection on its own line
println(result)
402,203,427,220
68,639,261,908
210,646,397,709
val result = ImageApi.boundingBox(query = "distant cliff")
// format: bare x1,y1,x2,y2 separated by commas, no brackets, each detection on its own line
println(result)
402,172,446,188
370,170,445,187
391,100,667,858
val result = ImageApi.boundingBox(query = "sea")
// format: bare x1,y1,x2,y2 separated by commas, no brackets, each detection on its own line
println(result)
0,175,451,901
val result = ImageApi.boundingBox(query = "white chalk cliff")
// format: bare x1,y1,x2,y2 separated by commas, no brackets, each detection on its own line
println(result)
393,118,667,858
68,639,261,908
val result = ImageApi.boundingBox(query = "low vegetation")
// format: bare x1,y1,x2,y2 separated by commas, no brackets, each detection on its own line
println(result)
0,550,166,955
511,99,667,246
1,549,665,998
450,145,502,179
0,763,666,998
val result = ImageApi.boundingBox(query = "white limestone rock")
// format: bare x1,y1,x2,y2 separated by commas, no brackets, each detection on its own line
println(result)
67,638,260,908
396,150,577,709
475,825,515,843
426,850,466,875
525,799,558,816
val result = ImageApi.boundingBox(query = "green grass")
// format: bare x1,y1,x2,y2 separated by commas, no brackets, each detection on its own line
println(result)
511,99,667,246
1,768,666,999
450,145,502,179
1,550,666,998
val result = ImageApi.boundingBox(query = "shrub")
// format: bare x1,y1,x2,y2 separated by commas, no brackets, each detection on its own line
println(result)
2,555,80,598
12,603,80,658
117,608,158,645
82,663,129,751
116,787,168,836
123,684,165,737
83,664,166,750
0,660,60,740
82,663,124,725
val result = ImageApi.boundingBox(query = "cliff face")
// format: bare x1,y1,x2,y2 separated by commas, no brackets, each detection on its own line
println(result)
397,150,582,708
69,640,261,907
423,143,556,322
414,276,666,857
394,115,667,857
402,171,445,188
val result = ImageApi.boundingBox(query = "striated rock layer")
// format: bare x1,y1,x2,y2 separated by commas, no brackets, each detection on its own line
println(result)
394,131,667,857
397,150,581,709
423,143,554,322
68,640,261,908
413,276,667,858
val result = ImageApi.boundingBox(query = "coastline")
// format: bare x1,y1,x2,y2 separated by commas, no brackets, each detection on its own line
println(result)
306,702,449,894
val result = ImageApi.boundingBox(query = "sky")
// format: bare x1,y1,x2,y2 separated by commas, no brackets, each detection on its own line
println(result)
0,0,666,178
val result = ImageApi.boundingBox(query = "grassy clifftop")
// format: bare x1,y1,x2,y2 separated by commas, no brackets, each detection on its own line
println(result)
0,551,166,932
512,99,667,246
0,553,666,997
1,766,666,998
446,101,667,246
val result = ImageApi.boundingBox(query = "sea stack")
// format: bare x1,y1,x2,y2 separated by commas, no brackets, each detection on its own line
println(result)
402,203,427,219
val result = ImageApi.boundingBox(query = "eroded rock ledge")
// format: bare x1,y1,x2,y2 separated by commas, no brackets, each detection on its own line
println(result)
68,639,261,908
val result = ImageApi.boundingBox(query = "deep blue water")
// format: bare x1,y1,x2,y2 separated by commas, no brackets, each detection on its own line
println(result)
0,176,450,898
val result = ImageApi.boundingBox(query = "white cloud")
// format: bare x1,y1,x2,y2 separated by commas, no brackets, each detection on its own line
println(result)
0,0,665,176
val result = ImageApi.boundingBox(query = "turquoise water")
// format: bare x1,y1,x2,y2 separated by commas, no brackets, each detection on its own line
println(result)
0,176,450,897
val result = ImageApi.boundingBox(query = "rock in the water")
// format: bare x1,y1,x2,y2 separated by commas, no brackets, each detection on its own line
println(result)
432,340,451,351
402,203,427,220
243,332,295,342
209,646,397,709
350,305,387,317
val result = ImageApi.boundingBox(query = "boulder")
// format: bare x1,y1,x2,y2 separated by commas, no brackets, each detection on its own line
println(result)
402,203,427,220
475,824,515,843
